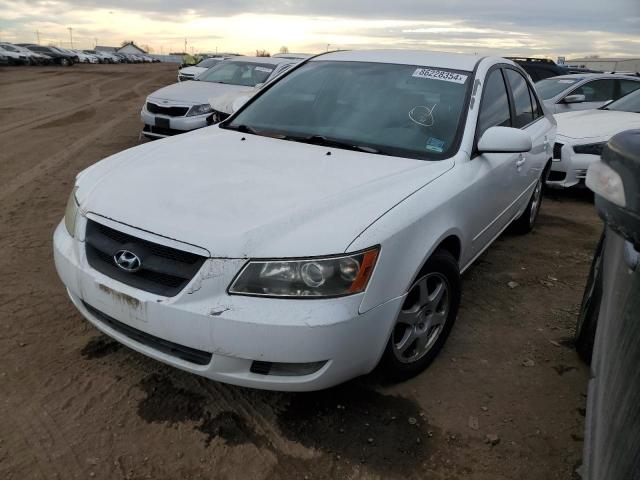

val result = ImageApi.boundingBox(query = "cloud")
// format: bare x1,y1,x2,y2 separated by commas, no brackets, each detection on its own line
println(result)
0,0,638,57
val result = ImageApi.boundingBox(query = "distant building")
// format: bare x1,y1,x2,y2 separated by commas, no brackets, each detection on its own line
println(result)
118,43,147,55
567,57,640,73
96,46,117,52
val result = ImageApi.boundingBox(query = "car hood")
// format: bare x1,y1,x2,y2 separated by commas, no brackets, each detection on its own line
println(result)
148,81,249,105
555,109,640,139
179,66,207,76
76,128,454,258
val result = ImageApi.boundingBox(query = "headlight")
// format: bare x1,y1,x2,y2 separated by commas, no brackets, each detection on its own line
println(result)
64,187,79,237
229,247,380,298
187,103,214,117
586,161,626,207
573,142,606,156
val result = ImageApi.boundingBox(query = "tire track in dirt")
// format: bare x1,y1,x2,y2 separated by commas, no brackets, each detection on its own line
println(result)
0,75,158,203
0,72,147,136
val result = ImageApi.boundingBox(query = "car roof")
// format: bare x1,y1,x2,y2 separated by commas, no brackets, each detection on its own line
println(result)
311,49,488,71
225,56,293,65
551,73,640,81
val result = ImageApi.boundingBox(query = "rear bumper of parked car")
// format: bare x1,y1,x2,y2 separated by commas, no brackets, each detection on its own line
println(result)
140,105,210,138
547,137,600,188
53,220,402,391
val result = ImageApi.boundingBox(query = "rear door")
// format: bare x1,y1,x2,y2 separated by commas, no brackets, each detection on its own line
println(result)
503,67,551,210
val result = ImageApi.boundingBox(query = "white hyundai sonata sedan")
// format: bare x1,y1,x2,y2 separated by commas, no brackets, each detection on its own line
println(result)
54,50,556,391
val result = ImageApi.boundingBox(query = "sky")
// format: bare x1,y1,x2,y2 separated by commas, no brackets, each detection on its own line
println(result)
0,0,638,59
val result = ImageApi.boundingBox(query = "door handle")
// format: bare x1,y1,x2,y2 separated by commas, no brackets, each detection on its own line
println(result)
516,154,526,167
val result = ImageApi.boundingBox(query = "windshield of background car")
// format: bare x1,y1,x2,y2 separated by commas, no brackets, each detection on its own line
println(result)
0,44,18,52
605,89,640,113
197,58,222,68
535,77,582,100
197,61,276,87
225,61,472,160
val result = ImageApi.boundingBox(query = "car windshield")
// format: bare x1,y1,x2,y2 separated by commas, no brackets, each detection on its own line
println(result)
224,61,472,160
0,44,18,52
197,61,276,87
535,77,582,100
604,89,640,113
197,58,222,68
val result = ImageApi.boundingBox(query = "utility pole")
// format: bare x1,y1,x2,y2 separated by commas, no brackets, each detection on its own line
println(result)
184,38,187,54
35,30,40,44
67,27,73,48
94,37,98,48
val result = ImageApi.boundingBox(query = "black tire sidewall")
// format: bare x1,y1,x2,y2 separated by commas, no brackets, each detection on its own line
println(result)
575,231,605,363
381,249,462,379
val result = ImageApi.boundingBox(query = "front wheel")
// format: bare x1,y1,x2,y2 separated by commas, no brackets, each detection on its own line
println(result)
381,249,461,379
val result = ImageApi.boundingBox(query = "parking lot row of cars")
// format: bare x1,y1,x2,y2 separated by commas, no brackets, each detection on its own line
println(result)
0,43,159,66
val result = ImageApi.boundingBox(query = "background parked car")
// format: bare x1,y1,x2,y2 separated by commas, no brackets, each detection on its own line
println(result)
17,44,75,66
71,49,98,63
177,57,227,82
506,57,569,81
580,129,640,480
0,44,29,65
548,88,640,188
0,43,49,65
141,56,296,139
535,73,640,113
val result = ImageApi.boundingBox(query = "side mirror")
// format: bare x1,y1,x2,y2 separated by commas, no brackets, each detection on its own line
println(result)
477,126,532,154
563,94,586,104
209,93,253,116
231,94,252,113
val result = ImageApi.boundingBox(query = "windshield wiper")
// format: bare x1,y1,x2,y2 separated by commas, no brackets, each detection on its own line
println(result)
281,134,386,155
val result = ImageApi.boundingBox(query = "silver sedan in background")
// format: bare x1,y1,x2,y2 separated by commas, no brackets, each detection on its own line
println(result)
536,73,640,114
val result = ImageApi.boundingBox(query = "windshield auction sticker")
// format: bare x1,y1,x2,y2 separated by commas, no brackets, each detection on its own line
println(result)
412,68,468,84
255,67,274,73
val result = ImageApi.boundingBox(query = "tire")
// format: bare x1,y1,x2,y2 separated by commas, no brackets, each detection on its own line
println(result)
575,230,605,364
381,249,461,379
511,166,547,234
60,58,70,67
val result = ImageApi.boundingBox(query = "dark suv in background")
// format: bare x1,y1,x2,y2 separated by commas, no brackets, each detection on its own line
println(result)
507,57,570,81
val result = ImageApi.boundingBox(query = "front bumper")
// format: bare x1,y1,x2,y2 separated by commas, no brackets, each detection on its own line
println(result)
53,219,402,391
547,138,601,188
140,106,210,138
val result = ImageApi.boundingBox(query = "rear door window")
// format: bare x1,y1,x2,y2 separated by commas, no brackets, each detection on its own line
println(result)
478,69,512,135
505,69,534,128
618,80,640,98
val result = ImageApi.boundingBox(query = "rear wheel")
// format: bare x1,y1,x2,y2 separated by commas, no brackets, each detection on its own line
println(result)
511,168,546,234
381,249,461,379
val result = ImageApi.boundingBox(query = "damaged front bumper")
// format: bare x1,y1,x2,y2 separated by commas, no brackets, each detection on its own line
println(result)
53,218,402,391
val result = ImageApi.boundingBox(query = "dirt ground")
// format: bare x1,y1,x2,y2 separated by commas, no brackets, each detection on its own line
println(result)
0,64,602,480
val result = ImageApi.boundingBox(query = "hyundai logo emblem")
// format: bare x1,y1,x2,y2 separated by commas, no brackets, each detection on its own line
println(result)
113,250,142,272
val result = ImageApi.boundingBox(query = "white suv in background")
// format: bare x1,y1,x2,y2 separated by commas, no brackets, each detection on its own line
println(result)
536,73,640,113
55,50,555,391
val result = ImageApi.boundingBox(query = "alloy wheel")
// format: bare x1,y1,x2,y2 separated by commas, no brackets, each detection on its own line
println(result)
392,273,451,364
